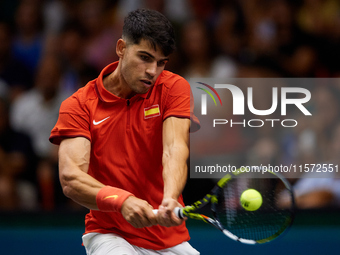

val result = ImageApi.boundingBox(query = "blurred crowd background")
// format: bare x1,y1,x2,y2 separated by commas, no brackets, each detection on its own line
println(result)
0,0,340,212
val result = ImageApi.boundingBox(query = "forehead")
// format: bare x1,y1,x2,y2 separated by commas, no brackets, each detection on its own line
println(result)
128,38,167,59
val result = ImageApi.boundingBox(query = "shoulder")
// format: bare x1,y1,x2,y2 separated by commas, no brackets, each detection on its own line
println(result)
158,70,188,86
60,79,98,115
159,70,190,95
158,70,190,95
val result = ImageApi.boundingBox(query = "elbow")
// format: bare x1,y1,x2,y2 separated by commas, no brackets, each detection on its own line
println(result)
62,183,73,199
59,171,77,199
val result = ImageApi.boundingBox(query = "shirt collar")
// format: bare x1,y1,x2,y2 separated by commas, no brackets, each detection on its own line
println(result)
95,61,150,103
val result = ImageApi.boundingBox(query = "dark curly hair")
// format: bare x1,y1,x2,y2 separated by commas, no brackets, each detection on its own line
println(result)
122,9,176,56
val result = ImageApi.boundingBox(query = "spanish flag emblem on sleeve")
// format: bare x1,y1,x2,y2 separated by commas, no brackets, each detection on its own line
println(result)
144,104,160,119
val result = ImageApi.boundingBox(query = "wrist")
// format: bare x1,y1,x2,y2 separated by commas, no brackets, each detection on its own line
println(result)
96,186,134,212
163,192,180,201
163,188,180,200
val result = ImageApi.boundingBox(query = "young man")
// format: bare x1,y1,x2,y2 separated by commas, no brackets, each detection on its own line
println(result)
50,8,200,255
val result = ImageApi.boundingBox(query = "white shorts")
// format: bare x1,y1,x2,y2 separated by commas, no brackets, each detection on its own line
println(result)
82,232,200,255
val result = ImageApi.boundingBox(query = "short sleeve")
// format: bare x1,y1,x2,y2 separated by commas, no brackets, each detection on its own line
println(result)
163,77,200,132
49,94,91,145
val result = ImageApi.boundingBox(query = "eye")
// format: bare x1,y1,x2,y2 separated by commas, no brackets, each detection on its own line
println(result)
140,55,150,61
157,60,167,67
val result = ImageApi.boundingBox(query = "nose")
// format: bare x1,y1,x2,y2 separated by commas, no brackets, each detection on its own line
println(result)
146,62,157,78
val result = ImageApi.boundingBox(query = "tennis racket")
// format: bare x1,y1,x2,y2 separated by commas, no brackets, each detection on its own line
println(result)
157,167,295,244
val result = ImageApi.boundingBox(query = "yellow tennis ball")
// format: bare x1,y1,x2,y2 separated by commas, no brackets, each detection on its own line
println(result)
240,189,263,211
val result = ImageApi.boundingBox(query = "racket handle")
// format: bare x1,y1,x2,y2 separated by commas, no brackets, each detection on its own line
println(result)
174,207,184,219
152,208,183,219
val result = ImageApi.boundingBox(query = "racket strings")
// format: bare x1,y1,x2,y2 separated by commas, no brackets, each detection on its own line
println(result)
214,175,293,242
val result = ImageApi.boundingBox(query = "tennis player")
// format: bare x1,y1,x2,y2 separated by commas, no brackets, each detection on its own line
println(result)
50,8,200,255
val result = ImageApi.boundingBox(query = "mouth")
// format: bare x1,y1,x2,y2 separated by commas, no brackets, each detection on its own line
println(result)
140,79,153,87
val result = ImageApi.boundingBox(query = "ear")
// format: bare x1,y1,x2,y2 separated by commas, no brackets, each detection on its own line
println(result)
116,39,126,58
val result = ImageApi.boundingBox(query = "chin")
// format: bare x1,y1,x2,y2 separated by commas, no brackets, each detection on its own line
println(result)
137,85,151,94
139,88,150,94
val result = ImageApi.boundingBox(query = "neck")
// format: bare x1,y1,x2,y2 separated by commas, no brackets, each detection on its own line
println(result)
103,63,135,99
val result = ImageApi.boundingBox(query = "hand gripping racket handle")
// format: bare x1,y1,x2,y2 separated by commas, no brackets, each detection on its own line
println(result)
174,207,184,219
152,207,183,219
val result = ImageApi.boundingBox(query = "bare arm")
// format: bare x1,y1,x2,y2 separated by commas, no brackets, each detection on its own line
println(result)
58,137,104,209
158,117,190,226
59,137,157,227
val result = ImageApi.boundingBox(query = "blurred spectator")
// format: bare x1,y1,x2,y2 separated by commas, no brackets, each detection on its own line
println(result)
189,0,216,23
290,122,340,209
9,54,69,210
179,19,237,79
0,80,8,99
42,0,67,36
0,0,20,25
0,97,38,211
117,0,192,24
179,19,213,78
0,22,33,101
181,18,243,158
241,0,278,61
245,136,280,167
237,0,319,77
297,0,340,38
12,0,44,75
58,22,97,95
280,45,318,77
79,0,119,71
10,54,67,158
310,85,340,159
213,1,245,61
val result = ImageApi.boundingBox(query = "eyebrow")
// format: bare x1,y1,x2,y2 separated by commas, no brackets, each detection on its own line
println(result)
138,51,169,62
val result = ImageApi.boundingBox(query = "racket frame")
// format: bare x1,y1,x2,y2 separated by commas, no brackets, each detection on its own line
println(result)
175,169,295,244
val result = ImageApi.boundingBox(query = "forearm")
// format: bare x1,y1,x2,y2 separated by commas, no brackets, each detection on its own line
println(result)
60,166,104,210
59,137,134,212
59,138,104,209
57,137,157,228
162,143,189,200
162,117,190,201
61,159,135,212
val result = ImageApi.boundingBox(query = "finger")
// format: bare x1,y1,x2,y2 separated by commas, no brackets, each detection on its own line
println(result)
156,211,169,227
158,205,166,214
135,214,154,228
145,203,158,225
164,209,185,227
159,215,176,227
170,211,183,225
134,202,157,227
143,207,158,226
164,206,172,216
128,207,152,228
128,216,144,228
156,205,180,227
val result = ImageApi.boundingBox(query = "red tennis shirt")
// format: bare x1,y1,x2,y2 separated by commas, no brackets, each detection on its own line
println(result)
50,62,200,250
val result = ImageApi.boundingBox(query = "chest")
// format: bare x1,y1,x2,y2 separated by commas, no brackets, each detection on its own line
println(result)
90,99,163,146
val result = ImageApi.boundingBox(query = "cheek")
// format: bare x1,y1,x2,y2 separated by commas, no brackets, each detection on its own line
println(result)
156,67,164,77
121,59,134,78
124,57,145,75
121,61,146,86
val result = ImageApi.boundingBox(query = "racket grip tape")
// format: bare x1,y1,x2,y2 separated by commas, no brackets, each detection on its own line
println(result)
174,207,184,219
152,207,184,219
